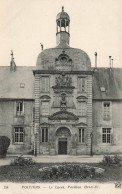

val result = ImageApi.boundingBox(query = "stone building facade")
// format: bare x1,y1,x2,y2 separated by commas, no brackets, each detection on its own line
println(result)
0,8,122,155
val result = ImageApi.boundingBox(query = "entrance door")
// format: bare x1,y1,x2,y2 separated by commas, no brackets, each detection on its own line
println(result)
58,138,67,155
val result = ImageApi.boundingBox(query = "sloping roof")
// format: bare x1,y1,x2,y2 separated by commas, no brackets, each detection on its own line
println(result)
92,68,122,100
0,66,121,100
0,66,35,99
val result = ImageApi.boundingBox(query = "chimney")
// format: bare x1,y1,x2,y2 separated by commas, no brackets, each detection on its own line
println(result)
109,56,112,68
10,50,16,71
94,52,97,68
111,59,114,68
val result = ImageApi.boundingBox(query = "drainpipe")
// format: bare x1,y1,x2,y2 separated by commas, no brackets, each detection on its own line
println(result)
90,132,93,157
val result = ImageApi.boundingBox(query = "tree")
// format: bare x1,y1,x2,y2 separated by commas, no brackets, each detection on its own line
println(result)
0,136,10,158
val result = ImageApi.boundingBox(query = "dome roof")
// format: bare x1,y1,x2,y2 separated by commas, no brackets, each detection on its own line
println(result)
36,42,91,71
56,7,70,21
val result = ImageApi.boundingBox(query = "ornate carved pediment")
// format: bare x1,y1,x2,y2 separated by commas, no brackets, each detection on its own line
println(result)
49,111,78,121
40,95,51,100
77,95,87,102
72,122,87,127
40,122,51,126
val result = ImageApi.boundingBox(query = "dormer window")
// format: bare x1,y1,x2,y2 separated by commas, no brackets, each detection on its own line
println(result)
100,87,106,92
103,102,111,120
16,101,24,116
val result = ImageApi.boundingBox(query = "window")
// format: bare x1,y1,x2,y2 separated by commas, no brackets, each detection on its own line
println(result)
78,102,86,116
16,101,24,116
41,128,48,142
14,127,24,143
79,128,85,143
102,128,111,143
41,77,49,92
103,102,110,120
20,83,25,88
41,101,49,115
100,87,106,92
78,77,86,92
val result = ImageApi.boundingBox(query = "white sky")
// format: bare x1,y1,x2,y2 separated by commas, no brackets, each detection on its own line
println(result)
0,0,122,68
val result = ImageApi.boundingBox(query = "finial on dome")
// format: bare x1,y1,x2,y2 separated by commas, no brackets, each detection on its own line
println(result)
62,6,64,12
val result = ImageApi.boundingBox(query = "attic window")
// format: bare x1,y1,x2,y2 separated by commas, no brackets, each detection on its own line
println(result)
20,83,25,88
100,87,106,92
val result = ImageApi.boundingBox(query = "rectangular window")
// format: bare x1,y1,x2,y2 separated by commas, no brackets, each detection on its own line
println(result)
14,127,24,143
78,102,86,116
16,101,24,116
41,101,49,115
78,77,86,92
41,128,48,142
102,128,111,143
41,77,49,92
79,128,85,143
103,102,110,120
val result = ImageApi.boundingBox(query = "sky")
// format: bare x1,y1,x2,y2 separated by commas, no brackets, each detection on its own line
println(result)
0,0,122,68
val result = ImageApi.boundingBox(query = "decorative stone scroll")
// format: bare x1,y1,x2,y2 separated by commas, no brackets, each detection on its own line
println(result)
49,111,79,121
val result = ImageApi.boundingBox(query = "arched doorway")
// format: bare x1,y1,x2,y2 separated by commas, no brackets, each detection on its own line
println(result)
56,127,71,155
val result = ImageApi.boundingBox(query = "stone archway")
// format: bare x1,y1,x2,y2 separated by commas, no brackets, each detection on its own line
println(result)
56,127,71,155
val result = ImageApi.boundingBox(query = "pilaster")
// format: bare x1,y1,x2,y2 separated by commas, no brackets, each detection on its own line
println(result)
34,74,40,155
86,75,92,154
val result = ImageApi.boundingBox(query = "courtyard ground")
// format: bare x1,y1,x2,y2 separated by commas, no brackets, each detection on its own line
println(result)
0,155,121,183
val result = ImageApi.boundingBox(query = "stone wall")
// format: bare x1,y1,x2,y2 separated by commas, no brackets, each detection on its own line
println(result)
92,100,122,154
0,100,34,154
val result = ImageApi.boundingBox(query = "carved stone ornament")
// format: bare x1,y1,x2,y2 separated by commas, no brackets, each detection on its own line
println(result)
55,51,72,66
52,74,75,94
49,111,79,121
60,94,67,111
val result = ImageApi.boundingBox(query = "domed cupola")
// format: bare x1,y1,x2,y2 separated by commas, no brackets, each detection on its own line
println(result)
56,7,70,46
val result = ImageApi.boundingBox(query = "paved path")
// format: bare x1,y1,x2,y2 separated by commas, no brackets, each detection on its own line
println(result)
33,155,103,163
0,155,104,166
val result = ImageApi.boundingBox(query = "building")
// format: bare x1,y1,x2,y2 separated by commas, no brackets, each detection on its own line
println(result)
0,8,122,155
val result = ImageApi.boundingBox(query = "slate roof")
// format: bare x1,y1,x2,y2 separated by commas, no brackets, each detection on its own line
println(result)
0,66,35,99
92,68,122,100
0,66,121,100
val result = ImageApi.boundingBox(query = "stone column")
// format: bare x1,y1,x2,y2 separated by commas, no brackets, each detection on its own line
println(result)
56,21,58,33
68,21,70,33
65,20,66,31
60,19,61,31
